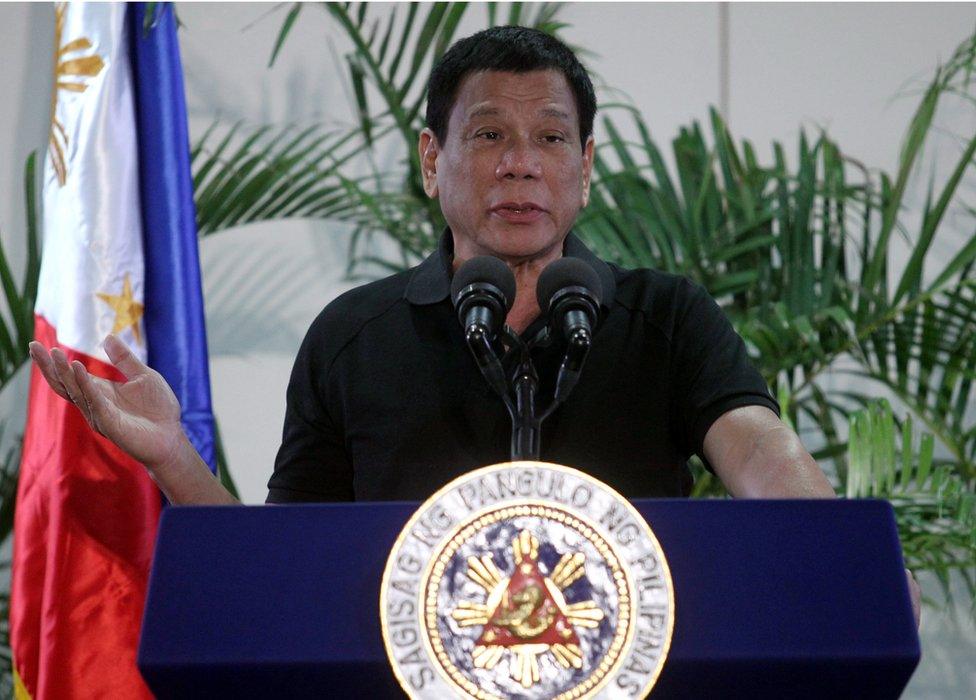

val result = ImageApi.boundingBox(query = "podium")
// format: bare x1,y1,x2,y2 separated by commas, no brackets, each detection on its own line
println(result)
138,500,920,698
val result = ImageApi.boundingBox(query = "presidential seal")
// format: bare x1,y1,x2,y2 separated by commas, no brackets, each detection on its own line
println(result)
380,462,674,699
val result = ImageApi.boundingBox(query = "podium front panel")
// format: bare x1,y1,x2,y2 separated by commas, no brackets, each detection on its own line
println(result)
139,500,919,698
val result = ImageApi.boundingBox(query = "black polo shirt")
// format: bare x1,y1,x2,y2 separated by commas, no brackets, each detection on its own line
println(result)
267,232,779,502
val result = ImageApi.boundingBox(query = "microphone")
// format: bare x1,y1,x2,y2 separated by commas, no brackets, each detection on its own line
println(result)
537,258,603,346
536,258,603,404
451,256,517,398
451,256,516,340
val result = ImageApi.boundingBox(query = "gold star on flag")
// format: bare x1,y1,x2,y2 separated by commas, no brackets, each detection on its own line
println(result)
96,274,144,344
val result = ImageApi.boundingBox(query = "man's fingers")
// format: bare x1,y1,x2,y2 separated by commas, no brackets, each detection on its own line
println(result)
50,348,84,401
49,348,98,425
71,360,115,434
28,342,72,402
69,361,99,428
103,334,148,380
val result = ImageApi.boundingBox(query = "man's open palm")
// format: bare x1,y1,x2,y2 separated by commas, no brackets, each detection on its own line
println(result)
29,334,184,470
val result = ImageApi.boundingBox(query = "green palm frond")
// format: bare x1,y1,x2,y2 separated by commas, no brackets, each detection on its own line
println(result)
0,426,21,693
0,424,20,549
0,153,40,393
847,400,975,600
191,122,376,236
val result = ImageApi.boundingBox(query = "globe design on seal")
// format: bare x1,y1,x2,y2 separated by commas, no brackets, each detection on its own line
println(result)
381,462,674,700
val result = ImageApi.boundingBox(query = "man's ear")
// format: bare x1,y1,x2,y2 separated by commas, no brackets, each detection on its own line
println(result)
419,128,439,199
580,134,595,208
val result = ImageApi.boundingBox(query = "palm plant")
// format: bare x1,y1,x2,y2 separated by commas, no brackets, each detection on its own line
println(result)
188,3,976,588
0,154,39,394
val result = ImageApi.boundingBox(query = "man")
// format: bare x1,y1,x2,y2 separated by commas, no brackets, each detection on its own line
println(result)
29,26,918,616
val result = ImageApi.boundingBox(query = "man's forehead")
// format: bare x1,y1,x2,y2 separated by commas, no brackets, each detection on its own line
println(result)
454,70,576,122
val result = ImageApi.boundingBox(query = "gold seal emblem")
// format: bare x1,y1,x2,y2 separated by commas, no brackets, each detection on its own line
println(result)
381,462,674,699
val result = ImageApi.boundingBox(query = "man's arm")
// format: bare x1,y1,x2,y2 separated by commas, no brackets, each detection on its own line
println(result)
703,405,835,498
703,404,921,625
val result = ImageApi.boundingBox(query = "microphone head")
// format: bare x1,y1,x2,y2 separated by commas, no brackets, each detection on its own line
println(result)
451,255,517,312
536,257,603,312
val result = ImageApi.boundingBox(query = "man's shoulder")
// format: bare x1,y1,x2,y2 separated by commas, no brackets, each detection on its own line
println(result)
609,263,707,316
300,267,416,356
326,268,414,317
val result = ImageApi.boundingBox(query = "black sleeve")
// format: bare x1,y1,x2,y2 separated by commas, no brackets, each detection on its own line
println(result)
669,278,780,466
266,318,354,503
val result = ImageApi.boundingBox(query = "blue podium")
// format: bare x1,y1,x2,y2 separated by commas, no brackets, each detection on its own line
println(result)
138,500,919,698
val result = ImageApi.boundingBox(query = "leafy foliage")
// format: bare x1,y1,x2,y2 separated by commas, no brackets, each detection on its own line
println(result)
0,153,40,395
847,400,975,600
0,429,20,690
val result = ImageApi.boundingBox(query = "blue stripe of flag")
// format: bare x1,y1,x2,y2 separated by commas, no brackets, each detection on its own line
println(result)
128,3,216,474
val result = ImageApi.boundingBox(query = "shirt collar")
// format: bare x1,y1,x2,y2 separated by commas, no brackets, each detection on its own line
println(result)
404,229,617,308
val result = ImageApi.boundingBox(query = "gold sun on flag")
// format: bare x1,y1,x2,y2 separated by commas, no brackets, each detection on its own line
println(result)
49,2,106,186
96,274,145,344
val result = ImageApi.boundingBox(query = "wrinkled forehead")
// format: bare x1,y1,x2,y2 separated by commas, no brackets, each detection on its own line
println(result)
449,69,579,131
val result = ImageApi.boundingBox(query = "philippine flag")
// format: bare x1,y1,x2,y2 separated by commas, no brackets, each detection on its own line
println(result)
11,3,214,698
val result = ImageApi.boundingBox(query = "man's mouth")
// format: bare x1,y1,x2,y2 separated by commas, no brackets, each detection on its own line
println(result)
491,202,546,222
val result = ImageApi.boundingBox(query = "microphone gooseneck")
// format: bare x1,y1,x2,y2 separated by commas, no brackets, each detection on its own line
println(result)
451,254,603,461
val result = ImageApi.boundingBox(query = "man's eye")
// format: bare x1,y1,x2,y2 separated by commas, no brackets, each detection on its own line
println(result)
478,131,501,141
543,134,566,144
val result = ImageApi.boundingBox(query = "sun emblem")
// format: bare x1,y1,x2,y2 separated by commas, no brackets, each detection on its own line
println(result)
49,2,106,185
451,530,605,689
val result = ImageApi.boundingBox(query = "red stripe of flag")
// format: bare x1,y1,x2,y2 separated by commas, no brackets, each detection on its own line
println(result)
11,315,159,699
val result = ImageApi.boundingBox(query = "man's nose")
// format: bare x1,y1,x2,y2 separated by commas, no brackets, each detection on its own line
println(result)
495,138,543,180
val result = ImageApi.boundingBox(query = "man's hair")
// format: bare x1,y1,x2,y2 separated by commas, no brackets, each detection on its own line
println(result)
425,26,596,151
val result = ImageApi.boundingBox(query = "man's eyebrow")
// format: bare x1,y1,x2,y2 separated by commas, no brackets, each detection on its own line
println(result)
465,106,572,121
539,107,571,121
467,106,501,119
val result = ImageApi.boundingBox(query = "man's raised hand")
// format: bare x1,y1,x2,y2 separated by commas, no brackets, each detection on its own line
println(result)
28,335,239,505
28,335,185,472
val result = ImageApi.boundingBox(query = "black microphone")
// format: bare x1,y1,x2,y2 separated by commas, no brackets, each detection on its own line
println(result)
537,258,602,346
451,256,516,339
536,258,603,404
451,256,517,398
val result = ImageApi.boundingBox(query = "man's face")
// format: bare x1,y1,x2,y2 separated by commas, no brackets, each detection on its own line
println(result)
419,69,595,264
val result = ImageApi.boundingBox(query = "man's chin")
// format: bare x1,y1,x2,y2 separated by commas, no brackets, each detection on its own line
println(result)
476,232,567,264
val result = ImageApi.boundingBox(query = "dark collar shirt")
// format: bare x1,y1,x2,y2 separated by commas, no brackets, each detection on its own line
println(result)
267,231,778,503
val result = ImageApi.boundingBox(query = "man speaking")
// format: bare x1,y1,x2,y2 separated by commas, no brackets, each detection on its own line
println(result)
31,26,839,507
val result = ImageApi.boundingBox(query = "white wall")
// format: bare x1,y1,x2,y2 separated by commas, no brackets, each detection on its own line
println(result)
1,3,974,696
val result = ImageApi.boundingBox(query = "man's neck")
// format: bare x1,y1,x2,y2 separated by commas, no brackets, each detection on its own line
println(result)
452,237,565,335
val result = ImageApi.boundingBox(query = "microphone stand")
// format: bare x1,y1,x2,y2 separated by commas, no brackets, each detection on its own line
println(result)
503,327,541,461
466,325,592,462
